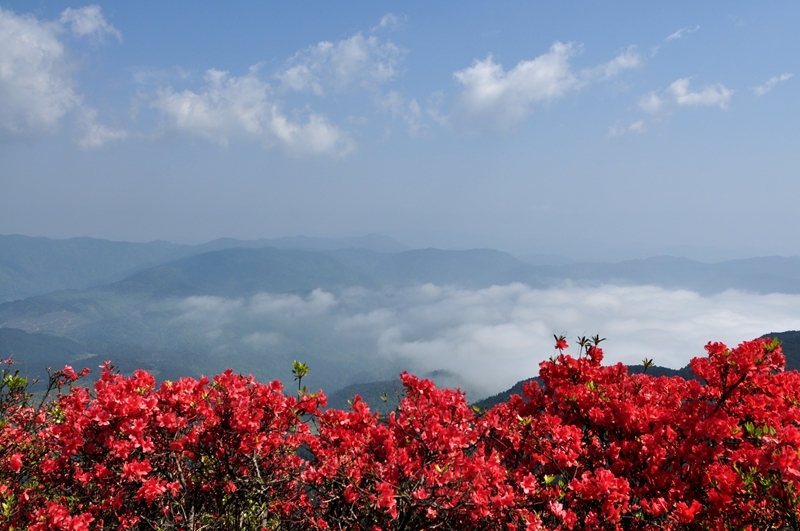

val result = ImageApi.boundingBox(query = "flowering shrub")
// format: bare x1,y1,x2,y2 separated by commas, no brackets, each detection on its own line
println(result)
2,335,800,530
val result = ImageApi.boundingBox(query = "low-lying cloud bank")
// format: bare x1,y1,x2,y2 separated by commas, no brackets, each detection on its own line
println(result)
175,283,800,399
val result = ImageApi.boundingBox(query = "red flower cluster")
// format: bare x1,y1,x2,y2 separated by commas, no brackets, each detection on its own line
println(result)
2,336,800,530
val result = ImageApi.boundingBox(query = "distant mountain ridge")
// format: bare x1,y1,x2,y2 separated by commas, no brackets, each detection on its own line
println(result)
4,233,800,304
3,238,800,400
110,247,378,298
0,233,409,302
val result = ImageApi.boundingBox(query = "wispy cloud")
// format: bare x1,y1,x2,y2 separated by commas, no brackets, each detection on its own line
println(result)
639,77,733,114
583,46,643,81
666,25,700,41
60,5,123,44
452,42,641,132
0,5,124,147
608,120,646,137
151,66,354,156
381,91,423,136
250,289,338,316
76,107,128,149
276,33,405,95
752,73,793,97
372,13,406,32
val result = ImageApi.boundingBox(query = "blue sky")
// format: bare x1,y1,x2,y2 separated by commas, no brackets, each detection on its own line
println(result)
1,1,798,261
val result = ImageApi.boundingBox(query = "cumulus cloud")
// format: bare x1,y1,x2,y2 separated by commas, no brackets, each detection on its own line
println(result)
151,66,353,156
639,77,733,114
276,33,405,95
0,5,124,146
752,73,793,97
0,6,76,140
452,42,577,130
452,42,641,131
666,25,700,41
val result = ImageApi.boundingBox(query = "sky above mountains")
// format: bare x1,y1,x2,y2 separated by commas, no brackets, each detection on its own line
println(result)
1,2,797,261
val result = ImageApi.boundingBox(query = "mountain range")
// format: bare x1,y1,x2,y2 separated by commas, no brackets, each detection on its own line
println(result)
2,233,800,400
0,233,409,302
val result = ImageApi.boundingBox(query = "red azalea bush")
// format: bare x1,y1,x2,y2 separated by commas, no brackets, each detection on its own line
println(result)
2,335,800,530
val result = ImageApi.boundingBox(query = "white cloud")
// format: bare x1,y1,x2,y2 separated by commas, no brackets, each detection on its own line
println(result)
60,5,122,43
452,42,578,130
668,78,732,108
628,120,646,133
250,289,338,316
276,33,405,95
75,106,127,149
338,283,800,398
172,283,800,400
453,42,641,131
0,7,76,140
666,25,700,41
177,290,337,324
0,5,122,145
638,92,664,114
152,66,353,156
381,91,423,136
177,295,244,324
583,46,643,81
372,13,405,32
608,120,646,137
752,73,793,97
639,78,733,114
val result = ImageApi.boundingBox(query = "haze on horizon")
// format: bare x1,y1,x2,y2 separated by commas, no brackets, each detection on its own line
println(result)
1,2,798,262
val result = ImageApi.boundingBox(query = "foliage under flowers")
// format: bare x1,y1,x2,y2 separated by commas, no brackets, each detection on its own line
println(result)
2,335,800,530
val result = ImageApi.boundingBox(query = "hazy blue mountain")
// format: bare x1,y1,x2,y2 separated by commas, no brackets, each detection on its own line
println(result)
5,233,800,307
331,251,800,294
109,247,379,297
331,247,545,288
516,253,576,266
544,256,800,294
199,234,409,254
0,233,410,303
0,234,194,302
330,250,800,294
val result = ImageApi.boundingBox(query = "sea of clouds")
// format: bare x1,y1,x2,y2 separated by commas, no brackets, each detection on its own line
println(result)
175,283,800,399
